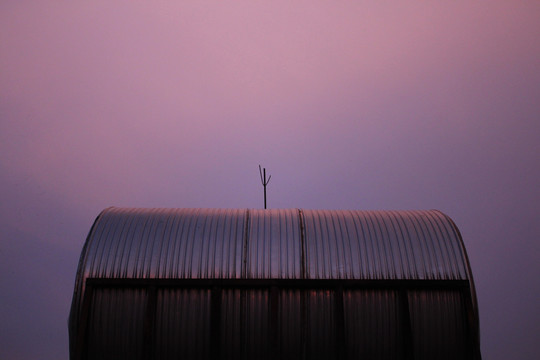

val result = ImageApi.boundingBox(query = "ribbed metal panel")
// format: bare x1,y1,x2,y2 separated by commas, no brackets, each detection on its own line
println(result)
154,288,211,359
408,289,470,359
278,289,304,359
302,209,468,280
81,208,246,281
77,208,469,284
85,287,147,360
70,207,480,360
247,209,302,279
343,289,404,359
305,289,337,358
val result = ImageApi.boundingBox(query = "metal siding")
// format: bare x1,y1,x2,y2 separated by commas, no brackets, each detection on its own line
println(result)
431,210,469,279
278,289,304,359
301,209,468,280
85,287,147,360
70,207,479,360
247,209,301,279
77,208,469,284
70,208,473,326
344,289,404,359
408,289,471,360
405,209,445,279
244,289,271,358
154,288,211,359
305,289,337,358
79,208,247,282
220,289,243,359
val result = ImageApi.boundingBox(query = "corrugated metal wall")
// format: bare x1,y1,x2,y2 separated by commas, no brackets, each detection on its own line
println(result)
69,208,481,360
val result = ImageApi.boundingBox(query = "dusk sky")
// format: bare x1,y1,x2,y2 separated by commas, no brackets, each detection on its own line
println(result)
1,1,539,359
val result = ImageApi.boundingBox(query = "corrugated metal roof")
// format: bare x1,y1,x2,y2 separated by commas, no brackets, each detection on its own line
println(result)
70,207,480,360
301,209,469,280
76,207,471,282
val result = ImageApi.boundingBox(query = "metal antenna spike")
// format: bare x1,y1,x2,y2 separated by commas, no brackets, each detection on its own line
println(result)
258,165,271,209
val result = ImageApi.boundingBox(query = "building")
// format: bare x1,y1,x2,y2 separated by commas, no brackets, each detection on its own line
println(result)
69,207,481,359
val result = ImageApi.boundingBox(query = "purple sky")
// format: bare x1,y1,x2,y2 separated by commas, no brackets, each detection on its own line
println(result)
1,1,539,359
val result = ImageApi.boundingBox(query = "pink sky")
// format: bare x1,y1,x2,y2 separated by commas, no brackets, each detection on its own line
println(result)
1,1,539,359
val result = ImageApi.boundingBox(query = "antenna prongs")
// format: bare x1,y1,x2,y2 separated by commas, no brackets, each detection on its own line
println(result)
258,165,271,209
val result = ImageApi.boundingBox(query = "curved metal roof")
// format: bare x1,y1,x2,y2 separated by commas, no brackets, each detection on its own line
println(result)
75,207,472,282
69,208,480,360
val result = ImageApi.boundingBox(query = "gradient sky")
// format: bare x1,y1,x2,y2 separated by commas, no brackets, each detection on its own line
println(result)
1,1,539,359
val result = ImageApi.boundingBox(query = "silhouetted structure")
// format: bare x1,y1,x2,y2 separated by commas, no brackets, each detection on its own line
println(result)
259,165,271,209
69,208,481,359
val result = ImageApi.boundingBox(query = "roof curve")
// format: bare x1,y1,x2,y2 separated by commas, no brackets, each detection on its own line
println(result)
74,207,474,283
